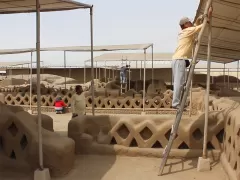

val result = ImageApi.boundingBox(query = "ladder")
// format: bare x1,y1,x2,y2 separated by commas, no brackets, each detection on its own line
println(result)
120,82,127,94
158,1,212,176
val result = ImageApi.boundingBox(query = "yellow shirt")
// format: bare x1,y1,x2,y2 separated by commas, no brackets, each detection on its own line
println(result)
172,24,203,60
71,92,86,115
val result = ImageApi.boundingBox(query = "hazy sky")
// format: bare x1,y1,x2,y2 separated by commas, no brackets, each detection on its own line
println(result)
0,0,201,67
1,0,233,69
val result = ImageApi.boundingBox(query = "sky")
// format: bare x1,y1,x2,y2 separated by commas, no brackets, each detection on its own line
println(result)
0,0,233,68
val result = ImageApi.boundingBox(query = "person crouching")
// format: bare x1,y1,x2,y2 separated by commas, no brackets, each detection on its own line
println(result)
54,97,67,114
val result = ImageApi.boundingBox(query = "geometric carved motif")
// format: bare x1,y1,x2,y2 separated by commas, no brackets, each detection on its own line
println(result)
1,121,29,160
4,89,174,109
212,98,240,180
109,117,223,150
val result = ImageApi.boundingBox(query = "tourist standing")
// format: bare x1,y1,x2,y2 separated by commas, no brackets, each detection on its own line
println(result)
71,85,86,118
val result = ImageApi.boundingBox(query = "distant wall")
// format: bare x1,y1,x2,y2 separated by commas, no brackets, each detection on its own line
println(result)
6,67,239,86
6,68,173,83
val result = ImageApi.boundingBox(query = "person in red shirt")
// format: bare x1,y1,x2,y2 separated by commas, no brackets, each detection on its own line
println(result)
54,97,67,114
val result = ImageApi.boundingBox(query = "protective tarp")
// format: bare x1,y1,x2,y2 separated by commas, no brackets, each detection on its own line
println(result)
41,44,153,52
85,53,173,62
0,0,91,14
195,0,240,64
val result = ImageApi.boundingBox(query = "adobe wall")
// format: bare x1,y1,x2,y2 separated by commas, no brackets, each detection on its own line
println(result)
66,96,240,180
67,110,223,158
2,87,206,115
0,97,75,177
211,98,240,180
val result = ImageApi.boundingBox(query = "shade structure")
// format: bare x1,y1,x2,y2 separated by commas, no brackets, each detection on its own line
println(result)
0,0,91,14
41,43,153,52
0,43,152,54
0,48,34,55
0,0,93,175
195,0,240,64
0,61,37,67
85,52,173,62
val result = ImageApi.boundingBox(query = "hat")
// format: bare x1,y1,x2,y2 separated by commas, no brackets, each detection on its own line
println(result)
179,17,191,26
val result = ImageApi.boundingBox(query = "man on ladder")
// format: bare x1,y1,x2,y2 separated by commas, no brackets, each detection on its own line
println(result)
120,64,129,93
158,4,213,176
171,9,212,110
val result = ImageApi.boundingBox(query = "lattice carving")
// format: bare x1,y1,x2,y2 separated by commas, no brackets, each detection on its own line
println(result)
4,90,175,109
211,98,240,180
69,113,224,151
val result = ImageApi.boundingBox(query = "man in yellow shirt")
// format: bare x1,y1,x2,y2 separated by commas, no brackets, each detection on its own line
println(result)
172,7,213,109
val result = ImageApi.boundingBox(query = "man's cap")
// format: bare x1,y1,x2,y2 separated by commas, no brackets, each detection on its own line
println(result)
179,17,191,26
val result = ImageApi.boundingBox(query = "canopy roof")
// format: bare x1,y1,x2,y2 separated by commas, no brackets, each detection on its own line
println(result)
85,53,173,62
41,44,153,52
0,44,153,55
0,0,91,14
0,61,39,67
0,48,34,55
195,0,240,64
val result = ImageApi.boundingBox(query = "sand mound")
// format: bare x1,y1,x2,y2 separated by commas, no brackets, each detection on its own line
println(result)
0,78,26,86
1,74,80,87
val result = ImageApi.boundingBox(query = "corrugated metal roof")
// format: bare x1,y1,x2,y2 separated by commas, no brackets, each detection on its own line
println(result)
195,0,240,64
0,0,91,14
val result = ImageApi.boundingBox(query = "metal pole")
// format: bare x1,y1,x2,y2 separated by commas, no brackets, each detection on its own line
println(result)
237,60,239,91
36,0,43,170
140,60,142,80
22,65,23,79
30,52,33,112
151,44,154,86
64,51,67,90
228,68,230,89
90,7,95,115
143,49,146,113
95,62,98,79
203,14,212,159
108,67,110,81
223,63,225,87
104,61,107,82
128,60,131,90
84,61,86,84
99,67,101,80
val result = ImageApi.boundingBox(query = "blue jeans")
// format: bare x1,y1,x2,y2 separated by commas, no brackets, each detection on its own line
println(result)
120,72,126,83
172,60,186,108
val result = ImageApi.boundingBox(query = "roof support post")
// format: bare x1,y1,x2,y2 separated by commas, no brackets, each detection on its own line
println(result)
90,6,95,115
237,60,239,91
64,51,67,90
36,0,44,170
203,13,212,160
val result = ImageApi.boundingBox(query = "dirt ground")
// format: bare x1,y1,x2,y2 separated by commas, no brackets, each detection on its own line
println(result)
1,112,227,180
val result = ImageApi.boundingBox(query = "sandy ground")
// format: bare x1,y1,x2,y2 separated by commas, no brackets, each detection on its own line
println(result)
1,112,227,180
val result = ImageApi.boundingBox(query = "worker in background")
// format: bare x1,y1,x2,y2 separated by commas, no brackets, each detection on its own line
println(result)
120,65,129,84
171,6,213,110
71,85,86,118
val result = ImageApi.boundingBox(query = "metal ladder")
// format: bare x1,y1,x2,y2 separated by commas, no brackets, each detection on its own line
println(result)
120,83,127,95
158,1,212,175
